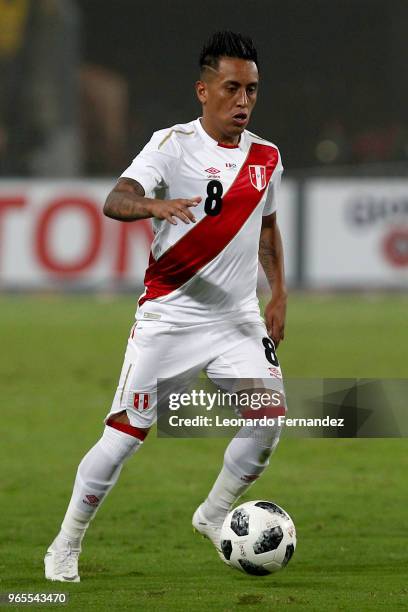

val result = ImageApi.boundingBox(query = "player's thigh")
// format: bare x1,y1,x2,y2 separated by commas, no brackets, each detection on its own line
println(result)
206,321,283,383
206,321,286,435
106,321,206,428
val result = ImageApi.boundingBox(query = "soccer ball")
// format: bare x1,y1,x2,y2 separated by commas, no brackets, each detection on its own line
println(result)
220,500,296,575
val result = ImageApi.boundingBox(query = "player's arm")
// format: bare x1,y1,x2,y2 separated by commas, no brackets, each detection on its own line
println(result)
259,212,287,347
103,177,201,225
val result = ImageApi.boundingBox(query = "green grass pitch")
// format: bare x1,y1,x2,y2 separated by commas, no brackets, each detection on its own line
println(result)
0,294,407,611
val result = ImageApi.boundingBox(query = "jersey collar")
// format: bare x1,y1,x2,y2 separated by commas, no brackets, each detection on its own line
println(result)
195,118,246,151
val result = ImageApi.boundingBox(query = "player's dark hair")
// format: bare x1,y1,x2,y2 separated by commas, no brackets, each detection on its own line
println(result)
199,31,259,74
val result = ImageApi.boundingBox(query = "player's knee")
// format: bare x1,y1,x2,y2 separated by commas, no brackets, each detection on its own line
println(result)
108,410,131,425
255,422,282,455
106,412,150,445
102,420,147,463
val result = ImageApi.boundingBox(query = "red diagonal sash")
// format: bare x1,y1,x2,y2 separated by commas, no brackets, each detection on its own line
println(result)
139,143,278,305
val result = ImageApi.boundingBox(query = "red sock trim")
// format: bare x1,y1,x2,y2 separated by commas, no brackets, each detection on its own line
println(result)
106,417,148,441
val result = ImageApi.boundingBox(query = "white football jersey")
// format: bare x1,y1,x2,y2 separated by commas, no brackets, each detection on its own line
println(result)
121,118,283,323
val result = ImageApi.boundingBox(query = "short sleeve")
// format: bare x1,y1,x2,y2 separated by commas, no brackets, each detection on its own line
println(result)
262,150,284,216
120,130,181,196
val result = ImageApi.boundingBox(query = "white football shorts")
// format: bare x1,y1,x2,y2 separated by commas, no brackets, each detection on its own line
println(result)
105,318,284,429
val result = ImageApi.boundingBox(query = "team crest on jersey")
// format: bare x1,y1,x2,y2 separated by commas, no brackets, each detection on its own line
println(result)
249,165,266,191
133,393,150,411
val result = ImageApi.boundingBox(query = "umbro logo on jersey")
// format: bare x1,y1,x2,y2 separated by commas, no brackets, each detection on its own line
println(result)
205,167,220,175
249,165,267,191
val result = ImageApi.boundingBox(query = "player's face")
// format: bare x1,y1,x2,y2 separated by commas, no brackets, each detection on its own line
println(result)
196,57,259,143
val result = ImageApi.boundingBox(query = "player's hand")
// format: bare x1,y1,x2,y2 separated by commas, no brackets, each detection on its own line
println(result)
147,197,202,225
264,292,287,348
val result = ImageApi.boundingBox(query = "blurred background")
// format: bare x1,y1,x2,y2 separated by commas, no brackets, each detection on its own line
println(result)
0,0,407,291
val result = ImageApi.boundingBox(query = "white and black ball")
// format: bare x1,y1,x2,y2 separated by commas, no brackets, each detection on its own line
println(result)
220,500,296,575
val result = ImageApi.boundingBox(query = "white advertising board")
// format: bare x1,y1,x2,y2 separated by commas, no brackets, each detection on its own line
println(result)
277,179,297,286
305,180,408,288
0,181,153,289
0,180,297,291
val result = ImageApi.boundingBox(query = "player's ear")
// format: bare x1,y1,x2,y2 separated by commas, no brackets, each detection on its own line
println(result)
195,80,208,104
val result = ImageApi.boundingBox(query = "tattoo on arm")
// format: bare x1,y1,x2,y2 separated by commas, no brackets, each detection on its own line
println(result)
103,177,149,221
118,177,145,197
259,231,279,285
258,215,286,292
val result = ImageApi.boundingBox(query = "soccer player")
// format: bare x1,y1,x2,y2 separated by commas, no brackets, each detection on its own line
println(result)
44,30,287,582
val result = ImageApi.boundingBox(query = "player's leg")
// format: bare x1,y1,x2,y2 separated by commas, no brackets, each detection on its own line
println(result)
45,320,209,581
44,414,145,582
193,321,285,555
45,321,172,582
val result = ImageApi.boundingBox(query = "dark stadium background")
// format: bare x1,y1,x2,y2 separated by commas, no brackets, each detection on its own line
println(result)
2,0,408,176
79,0,408,172
0,2,407,610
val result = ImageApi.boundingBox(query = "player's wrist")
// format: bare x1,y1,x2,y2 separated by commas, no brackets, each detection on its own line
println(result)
143,199,161,218
271,286,288,301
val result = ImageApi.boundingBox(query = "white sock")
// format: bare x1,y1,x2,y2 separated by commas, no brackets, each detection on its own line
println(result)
54,426,141,548
200,465,251,524
200,423,281,524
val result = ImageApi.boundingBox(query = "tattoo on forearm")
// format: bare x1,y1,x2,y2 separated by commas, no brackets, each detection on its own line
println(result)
259,236,278,283
258,224,286,291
